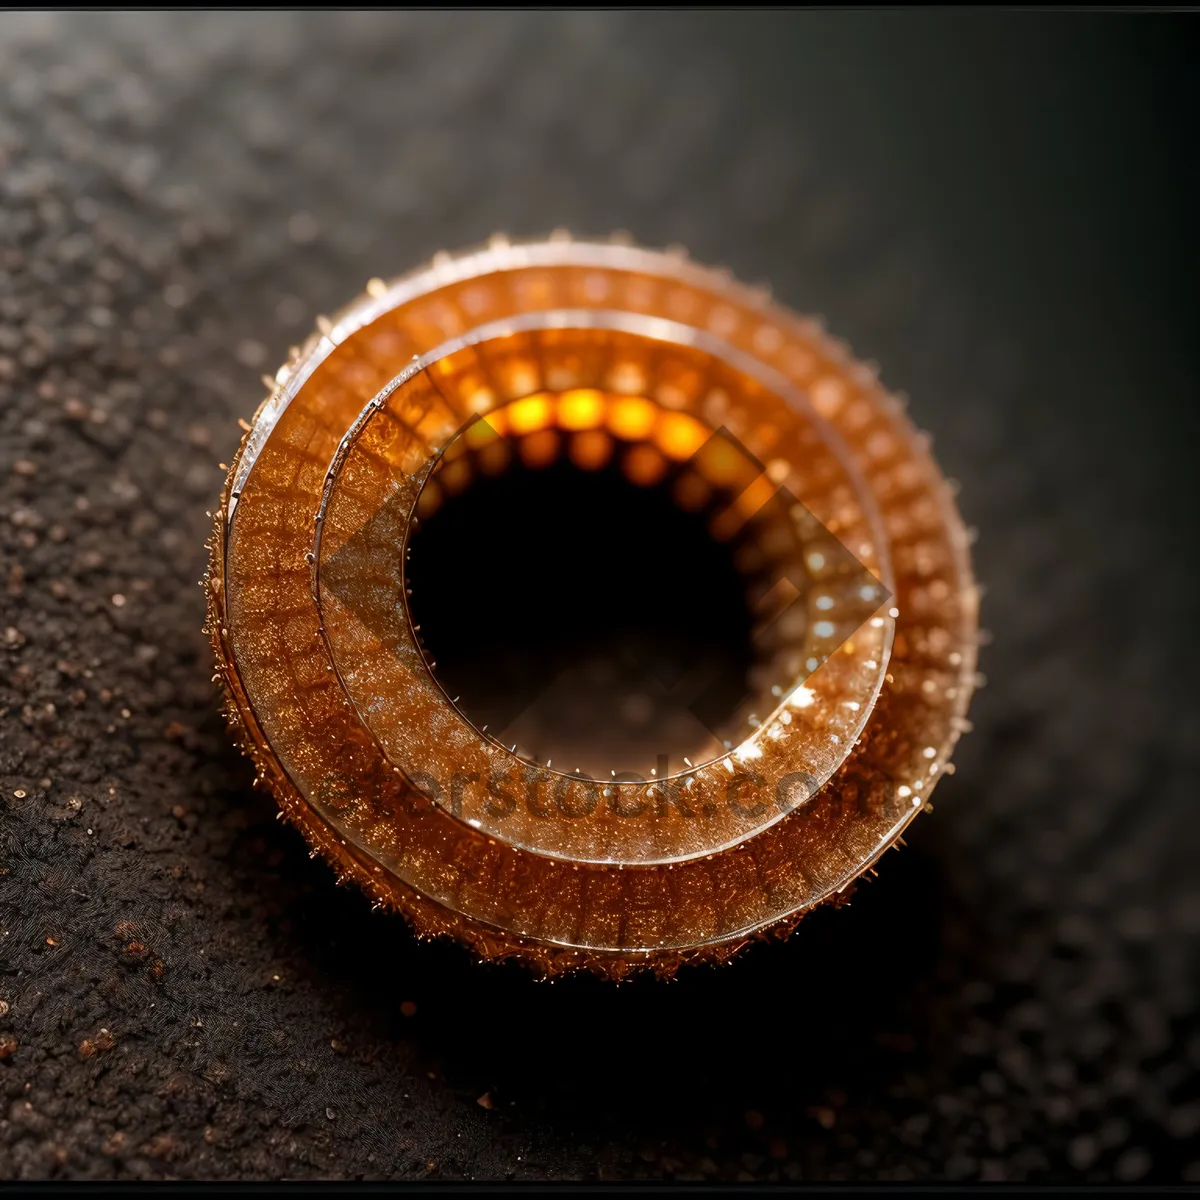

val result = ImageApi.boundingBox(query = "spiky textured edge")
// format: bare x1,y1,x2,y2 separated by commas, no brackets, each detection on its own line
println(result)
202,234,973,980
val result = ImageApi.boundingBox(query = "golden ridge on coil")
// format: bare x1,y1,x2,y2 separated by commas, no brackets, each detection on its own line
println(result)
205,234,980,979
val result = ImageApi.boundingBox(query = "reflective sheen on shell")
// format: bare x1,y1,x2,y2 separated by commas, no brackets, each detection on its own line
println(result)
206,235,980,979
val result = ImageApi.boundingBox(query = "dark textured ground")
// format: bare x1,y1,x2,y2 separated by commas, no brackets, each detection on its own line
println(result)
0,11,1198,1184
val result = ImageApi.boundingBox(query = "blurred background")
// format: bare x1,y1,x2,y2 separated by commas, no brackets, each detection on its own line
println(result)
0,10,1196,1183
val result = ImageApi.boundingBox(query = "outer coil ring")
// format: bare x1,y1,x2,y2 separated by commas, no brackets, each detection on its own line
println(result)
207,235,980,978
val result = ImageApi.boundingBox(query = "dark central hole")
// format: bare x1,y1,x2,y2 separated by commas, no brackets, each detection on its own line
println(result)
406,444,757,779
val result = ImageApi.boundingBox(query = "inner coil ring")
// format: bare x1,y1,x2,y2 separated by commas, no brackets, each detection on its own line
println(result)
310,310,894,867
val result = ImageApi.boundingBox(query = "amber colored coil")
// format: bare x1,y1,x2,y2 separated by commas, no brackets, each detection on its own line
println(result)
206,235,980,979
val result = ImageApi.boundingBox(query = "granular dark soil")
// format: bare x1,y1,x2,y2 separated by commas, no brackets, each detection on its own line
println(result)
0,11,1197,1183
